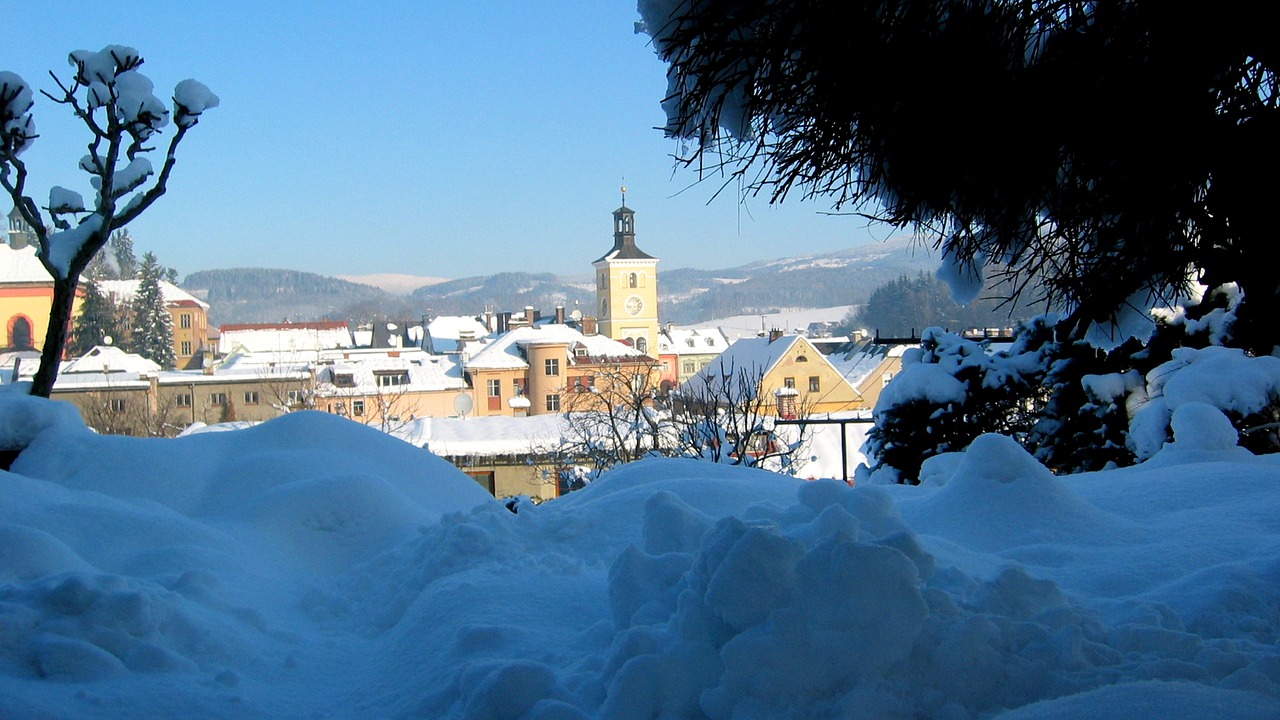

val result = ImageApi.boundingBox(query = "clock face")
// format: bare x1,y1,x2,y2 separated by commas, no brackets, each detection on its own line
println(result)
625,295,644,316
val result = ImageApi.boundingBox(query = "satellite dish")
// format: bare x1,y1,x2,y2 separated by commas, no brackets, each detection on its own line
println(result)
453,393,474,418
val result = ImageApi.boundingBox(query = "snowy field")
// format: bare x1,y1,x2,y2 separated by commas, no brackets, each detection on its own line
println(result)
0,392,1278,719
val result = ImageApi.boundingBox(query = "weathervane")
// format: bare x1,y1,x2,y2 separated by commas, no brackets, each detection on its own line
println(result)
621,179,627,206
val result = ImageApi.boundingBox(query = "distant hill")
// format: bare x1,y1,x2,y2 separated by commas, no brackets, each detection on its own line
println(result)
184,237,940,327
336,273,449,295
183,268,419,325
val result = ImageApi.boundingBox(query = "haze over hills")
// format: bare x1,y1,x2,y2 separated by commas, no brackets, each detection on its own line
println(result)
183,237,941,326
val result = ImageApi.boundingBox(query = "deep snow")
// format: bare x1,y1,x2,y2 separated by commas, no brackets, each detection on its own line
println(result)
0,392,1277,719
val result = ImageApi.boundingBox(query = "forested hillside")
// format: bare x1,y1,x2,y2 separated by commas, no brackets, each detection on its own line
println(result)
183,268,418,324
184,237,941,326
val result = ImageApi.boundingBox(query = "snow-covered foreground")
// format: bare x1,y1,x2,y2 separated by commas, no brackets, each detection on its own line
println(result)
0,394,1277,719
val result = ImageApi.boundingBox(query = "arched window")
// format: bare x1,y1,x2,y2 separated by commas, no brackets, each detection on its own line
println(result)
8,316,33,349
636,337,648,353
601,299,608,316
628,273,638,288
796,355,809,363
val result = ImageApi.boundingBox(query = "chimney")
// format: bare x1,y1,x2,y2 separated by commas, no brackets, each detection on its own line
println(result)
497,312,511,334
768,328,784,342
555,305,565,324
483,308,494,331
582,316,598,336
525,306,536,325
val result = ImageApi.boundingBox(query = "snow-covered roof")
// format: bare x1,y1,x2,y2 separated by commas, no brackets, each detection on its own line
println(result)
61,345,161,375
659,327,731,356
0,243,51,283
316,349,466,394
828,340,914,389
218,322,353,354
98,279,210,310
397,413,570,457
463,324,646,371
425,315,493,354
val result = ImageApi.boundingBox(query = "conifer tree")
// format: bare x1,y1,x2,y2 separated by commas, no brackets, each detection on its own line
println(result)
110,229,137,281
68,277,123,357
129,252,176,369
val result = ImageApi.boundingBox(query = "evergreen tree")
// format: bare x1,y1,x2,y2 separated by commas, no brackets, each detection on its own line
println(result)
129,252,176,369
111,229,138,280
68,278,124,357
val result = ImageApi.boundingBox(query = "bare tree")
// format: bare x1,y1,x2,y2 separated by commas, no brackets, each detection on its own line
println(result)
0,46,217,397
557,357,814,479
672,359,814,472
560,359,670,472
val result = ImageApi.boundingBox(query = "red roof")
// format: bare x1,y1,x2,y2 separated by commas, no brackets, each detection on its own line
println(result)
219,321,350,332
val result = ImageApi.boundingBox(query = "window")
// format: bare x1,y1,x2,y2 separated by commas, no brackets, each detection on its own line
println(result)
210,392,228,406
175,393,192,408
784,377,796,389
181,341,192,356
513,378,526,397
244,391,260,405
352,399,365,417
287,389,305,406
809,376,820,392
546,394,561,412
796,355,808,363
706,337,716,346
376,372,409,387
628,273,638,288
636,337,648,353
487,379,501,397
682,362,695,374
110,398,127,413
545,358,560,376
180,313,191,329
600,273,607,289
333,373,355,388
686,338,695,347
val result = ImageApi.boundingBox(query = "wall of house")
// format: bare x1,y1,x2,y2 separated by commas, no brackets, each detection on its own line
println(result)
1,286,81,352
524,341,568,416
761,340,862,416
317,387,465,426
454,459,559,502
468,367,530,418
170,303,209,370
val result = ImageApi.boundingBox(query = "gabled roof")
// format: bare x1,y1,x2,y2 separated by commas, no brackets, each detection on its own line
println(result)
98,279,211,310
827,340,914,390
61,345,161,375
463,324,647,371
0,244,51,284
679,334,847,399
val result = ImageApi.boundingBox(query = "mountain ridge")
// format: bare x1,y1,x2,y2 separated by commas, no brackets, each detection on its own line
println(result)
182,237,940,326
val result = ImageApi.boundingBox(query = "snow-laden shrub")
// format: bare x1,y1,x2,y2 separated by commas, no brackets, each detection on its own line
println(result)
866,285,1280,481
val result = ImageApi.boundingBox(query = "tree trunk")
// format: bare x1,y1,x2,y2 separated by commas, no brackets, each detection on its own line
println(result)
30,276,78,398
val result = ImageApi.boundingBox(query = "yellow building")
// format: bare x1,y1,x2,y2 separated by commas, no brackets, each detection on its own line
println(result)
2,211,82,353
594,192,659,354
99,279,212,370
463,323,656,418
681,332,863,417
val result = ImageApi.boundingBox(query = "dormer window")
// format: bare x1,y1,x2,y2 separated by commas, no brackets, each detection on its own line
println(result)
334,372,355,388
375,371,410,387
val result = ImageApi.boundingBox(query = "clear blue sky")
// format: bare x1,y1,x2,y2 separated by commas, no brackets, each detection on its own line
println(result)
6,1,892,280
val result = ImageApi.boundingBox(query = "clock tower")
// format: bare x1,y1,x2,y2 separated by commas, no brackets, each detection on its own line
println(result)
593,188,659,354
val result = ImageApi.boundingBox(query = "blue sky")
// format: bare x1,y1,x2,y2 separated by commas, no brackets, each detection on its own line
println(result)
6,1,892,281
